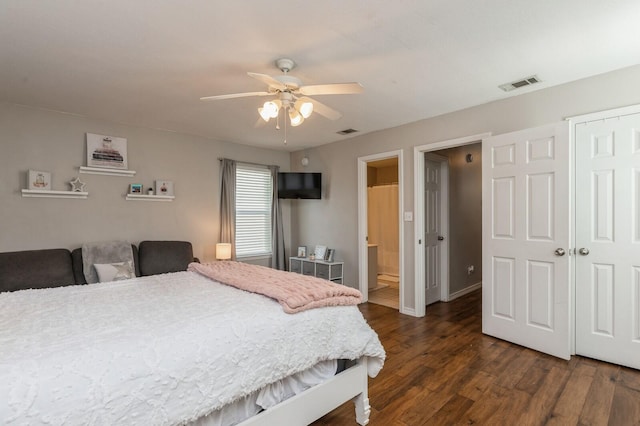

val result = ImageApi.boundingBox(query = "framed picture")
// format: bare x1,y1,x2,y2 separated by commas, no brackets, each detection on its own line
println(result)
325,248,335,263
129,183,143,194
155,180,174,196
314,245,327,260
297,246,307,258
28,170,52,190
86,133,128,169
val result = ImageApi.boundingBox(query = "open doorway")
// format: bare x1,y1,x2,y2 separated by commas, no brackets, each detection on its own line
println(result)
357,150,405,313
413,133,489,317
366,158,400,309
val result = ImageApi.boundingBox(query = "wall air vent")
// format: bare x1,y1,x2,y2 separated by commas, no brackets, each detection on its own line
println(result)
499,75,542,92
337,128,358,135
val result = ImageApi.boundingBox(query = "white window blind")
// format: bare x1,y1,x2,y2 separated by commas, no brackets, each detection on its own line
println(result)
235,164,272,258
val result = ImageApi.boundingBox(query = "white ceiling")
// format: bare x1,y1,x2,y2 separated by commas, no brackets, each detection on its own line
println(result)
2,0,640,151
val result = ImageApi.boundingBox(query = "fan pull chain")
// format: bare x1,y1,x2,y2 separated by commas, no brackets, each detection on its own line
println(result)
284,107,288,145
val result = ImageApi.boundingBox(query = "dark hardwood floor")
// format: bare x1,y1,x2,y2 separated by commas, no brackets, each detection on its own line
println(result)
313,290,640,425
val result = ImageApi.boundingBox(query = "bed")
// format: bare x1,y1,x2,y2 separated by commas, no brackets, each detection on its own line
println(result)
0,241,385,425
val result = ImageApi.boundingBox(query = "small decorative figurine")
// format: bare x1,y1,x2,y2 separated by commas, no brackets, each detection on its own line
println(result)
69,176,86,192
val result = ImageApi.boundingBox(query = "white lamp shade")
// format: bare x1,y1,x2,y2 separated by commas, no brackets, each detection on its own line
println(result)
263,100,281,118
289,108,304,126
258,107,271,122
216,243,232,260
296,100,313,118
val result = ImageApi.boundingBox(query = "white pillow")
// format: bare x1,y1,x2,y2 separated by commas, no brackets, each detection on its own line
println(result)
93,261,135,283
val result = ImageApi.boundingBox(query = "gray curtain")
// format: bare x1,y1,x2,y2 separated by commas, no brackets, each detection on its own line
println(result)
219,159,236,260
269,165,286,270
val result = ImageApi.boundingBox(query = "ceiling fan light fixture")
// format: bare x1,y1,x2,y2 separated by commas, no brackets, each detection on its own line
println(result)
258,107,271,122
201,58,363,136
295,99,313,118
289,108,304,126
262,100,281,118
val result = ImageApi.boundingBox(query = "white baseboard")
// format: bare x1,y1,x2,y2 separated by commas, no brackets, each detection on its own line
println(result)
448,282,482,301
400,306,417,317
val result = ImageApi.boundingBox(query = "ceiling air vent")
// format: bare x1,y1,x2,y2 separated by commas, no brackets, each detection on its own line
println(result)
499,75,541,92
337,128,358,135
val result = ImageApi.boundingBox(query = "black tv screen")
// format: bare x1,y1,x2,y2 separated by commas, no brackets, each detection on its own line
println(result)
278,172,322,199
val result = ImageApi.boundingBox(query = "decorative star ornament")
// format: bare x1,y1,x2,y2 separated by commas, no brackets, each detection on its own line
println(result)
69,176,86,192
114,261,134,280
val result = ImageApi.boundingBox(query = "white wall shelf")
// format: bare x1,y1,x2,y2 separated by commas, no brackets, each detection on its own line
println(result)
125,194,174,202
21,189,88,199
79,166,136,177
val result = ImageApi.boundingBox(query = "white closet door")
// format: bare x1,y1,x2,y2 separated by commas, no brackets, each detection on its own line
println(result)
482,122,570,360
575,112,640,369
424,157,442,305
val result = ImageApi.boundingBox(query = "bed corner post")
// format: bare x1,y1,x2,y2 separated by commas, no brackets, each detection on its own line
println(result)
354,393,371,425
353,358,371,425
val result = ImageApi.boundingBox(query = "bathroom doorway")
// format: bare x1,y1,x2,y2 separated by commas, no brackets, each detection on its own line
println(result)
357,150,405,313
366,157,400,309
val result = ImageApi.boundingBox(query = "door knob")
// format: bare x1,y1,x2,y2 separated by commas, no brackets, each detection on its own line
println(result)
437,236,445,241
554,248,566,256
578,248,590,255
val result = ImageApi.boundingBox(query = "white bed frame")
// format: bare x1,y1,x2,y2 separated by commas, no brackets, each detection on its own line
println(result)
240,358,371,426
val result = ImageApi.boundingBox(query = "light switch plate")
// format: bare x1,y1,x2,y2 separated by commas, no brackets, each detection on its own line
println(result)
403,211,413,221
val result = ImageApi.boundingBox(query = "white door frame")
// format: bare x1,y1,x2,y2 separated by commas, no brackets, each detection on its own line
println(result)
357,150,406,313
414,133,490,317
424,153,449,305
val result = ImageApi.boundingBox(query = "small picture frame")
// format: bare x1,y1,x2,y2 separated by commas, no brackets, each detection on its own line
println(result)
314,245,327,260
28,170,52,190
86,133,128,170
297,246,307,258
325,248,335,263
129,183,143,194
155,180,174,196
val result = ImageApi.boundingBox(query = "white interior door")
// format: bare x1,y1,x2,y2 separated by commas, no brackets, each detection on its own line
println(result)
424,156,442,305
482,122,571,360
575,111,640,369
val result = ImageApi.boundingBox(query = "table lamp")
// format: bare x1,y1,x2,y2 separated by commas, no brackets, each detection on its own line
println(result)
216,243,232,261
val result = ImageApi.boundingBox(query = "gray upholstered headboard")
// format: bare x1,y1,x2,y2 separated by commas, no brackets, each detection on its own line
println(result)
0,249,76,293
0,241,197,292
138,241,194,276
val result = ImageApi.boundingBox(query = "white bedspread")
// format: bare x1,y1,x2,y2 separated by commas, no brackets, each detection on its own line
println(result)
0,271,385,425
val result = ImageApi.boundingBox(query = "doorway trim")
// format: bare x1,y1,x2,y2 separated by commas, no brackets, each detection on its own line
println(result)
357,150,406,313
414,133,490,317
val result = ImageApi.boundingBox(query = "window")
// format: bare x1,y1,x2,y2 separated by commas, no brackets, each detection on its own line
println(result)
235,164,272,258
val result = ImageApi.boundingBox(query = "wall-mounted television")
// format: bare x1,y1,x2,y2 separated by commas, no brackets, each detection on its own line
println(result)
277,172,322,199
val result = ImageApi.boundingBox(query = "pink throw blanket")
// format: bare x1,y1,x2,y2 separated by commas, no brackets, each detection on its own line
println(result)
188,261,363,314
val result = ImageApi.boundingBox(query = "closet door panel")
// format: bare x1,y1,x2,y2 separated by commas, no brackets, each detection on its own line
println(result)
575,111,640,370
482,121,570,360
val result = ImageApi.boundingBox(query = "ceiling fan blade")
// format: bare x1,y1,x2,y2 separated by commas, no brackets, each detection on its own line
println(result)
300,96,342,121
247,72,286,91
298,82,363,96
200,91,271,101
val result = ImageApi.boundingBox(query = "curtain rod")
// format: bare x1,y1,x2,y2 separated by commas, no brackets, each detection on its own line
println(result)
218,157,278,168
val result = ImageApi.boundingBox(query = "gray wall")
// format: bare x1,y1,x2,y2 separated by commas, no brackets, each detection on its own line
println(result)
0,102,291,262
290,64,640,312
437,143,482,295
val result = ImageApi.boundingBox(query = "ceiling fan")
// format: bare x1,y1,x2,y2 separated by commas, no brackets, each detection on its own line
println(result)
200,58,363,128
